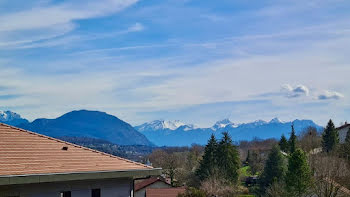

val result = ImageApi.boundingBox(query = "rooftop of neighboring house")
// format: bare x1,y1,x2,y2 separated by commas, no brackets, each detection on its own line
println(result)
0,123,161,185
337,122,350,130
135,176,171,191
145,188,186,197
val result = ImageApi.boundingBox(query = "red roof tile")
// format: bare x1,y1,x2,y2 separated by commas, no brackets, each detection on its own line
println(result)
0,123,152,176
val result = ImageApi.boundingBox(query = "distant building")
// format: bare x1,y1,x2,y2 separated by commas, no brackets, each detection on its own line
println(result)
337,123,350,144
134,177,172,197
0,123,161,197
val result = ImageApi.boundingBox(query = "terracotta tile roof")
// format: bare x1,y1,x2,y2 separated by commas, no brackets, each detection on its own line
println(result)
146,188,186,197
0,123,152,176
135,177,170,191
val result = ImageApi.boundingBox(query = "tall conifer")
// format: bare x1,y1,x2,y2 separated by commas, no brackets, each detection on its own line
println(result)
289,124,297,153
196,134,218,181
322,119,339,153
259,145,286,193
285,148,312,196
279,134,289,153
216,132,240,183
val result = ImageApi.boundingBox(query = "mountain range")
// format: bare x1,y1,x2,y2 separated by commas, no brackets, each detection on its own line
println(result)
135,118,323,146
0,111,29,126
16,110,153,146
0,109,323,147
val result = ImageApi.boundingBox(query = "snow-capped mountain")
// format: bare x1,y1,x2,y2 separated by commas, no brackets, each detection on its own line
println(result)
135,118,323,146
212,119,237,130
0,110,29,126
135,120,186,132
269,117,284,124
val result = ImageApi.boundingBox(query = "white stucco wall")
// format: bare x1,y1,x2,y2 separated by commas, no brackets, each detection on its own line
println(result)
0,178,133,197
339,125,350,144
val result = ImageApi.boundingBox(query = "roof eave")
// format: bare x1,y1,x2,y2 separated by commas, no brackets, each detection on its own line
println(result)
0,168,162,186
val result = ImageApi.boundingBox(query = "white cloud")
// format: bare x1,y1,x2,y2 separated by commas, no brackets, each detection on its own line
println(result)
281,84,309,98
0,0,138,48
318,90,344,100
0,0,138,32
127,23,144,32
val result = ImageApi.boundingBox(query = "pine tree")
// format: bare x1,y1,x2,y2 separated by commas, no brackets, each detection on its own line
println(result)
259,145,286,193
289,124,297,153
216,132,240,184
279,135,289,153
322,119,339,153
285,148,312,197
196,134,218,181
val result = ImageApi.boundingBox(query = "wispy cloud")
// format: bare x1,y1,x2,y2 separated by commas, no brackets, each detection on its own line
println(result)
0,0,138,49
318,90,344,100
0,0,138,32
282,84,309,98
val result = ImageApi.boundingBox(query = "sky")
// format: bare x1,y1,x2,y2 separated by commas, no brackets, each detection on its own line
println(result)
0,0,349,127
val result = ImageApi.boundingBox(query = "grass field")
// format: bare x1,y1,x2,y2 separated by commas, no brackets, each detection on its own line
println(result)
239,166,252,177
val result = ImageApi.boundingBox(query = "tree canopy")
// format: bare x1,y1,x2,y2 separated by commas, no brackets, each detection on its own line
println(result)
259,145,286,193
322,119,339,153
289,124,297,153
286,148,312,196
196,134,218,181
279,134,289,153
216,132,240,184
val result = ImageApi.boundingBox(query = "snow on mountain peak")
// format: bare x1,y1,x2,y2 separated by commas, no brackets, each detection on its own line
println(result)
137,120,186,131
162,120,185,130
251,119,267,126
269,117,283,123
212,119,235,130
0,110,21,121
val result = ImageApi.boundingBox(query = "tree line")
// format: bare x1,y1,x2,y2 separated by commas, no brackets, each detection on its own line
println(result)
147,119,350,197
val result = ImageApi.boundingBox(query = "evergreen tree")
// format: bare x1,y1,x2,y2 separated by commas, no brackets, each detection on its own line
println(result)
279,134,289,153
196,134,218,181
245,150,251,164
286,148,312,197
321,119,339,153
216,132,240,183
259,145,286,194
289,124,297,153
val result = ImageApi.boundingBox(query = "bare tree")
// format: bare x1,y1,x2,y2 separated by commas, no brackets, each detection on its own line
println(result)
309,154,350,197
264,181,288,197
299,126,321,153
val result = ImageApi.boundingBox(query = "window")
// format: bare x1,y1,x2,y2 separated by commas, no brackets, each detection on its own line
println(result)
91,189,101,197
60,191,71,197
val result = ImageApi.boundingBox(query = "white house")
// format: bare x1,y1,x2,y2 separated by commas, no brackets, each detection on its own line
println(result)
0,123,161,197
337,123,350,144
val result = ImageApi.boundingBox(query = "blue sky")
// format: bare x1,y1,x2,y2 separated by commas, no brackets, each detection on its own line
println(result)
0,0,349,127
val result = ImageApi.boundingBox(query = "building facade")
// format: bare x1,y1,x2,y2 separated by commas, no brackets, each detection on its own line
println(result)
0,123,161,197
338,123,350,144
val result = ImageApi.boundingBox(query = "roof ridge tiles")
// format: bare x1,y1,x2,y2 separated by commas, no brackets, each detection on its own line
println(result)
0,123,152,169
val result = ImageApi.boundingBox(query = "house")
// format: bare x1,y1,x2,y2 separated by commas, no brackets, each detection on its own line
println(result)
134,177,172,197
0,123,161,197
337,123,350,144
145,188,186,197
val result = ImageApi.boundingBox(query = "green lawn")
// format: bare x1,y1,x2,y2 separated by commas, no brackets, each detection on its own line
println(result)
239,166,252,177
